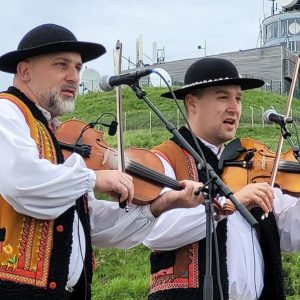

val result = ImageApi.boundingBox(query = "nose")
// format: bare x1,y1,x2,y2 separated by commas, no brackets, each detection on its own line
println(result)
227,97,240,112
66,66,80,84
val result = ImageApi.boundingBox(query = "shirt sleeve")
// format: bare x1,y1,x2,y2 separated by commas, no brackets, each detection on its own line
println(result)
89,193,157,249
273,188,300,251
0,99,95,219
143,155,208,251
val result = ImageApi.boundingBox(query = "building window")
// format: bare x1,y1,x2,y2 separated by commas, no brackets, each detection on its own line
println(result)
280,19,287,37
296,40,300,52
266,22,279,42
289,40,296,52
288,18,300,35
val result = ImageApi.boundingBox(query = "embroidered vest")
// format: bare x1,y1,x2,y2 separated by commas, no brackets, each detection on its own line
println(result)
0,90,93,299
148,127,285,300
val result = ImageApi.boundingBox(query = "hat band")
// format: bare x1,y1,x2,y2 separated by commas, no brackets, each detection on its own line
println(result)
183,76,239,89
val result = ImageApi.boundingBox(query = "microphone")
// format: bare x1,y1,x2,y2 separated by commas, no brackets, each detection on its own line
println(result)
99,69,153,92
263,109,293,125
89,118,118,136
108,120,118,136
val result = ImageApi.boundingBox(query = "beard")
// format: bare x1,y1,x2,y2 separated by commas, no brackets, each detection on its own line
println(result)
30,84,76,117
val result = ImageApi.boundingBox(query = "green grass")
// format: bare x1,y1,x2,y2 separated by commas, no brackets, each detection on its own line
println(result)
92,247,151,300
59,88,300,299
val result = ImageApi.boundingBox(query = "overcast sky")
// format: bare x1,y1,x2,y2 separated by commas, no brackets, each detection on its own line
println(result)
0,0,276,91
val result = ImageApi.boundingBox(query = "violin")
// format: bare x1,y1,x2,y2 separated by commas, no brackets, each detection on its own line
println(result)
55,119,183,205
220,138,300,196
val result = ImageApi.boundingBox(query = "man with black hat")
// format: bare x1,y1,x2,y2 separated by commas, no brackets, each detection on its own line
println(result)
144,57,300,300
0,24,204,300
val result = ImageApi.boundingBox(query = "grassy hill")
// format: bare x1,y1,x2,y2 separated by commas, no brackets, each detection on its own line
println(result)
60,87,300,300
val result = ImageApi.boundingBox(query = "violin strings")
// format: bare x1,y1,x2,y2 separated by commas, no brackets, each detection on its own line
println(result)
93,141,182,189
127,161,181,189
278,160,300,173
125,159,182,190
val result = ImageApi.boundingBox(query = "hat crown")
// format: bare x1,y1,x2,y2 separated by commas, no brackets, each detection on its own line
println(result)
18,24,77,50
160,57,264,99
184,57,240,86
0,23,106,73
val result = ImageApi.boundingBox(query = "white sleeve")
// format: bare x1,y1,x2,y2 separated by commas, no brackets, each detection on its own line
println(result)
143,155,207,251
0,99,95,219
273,188,300,251
143,206,207,251
89,194,157,249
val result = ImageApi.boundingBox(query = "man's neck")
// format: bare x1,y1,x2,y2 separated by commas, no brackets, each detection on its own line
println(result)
13,77,40,107
185,126,224,156
197,136,225,157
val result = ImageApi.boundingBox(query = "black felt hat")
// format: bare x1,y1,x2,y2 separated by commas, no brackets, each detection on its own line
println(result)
0,23,106,73
162,57,264,99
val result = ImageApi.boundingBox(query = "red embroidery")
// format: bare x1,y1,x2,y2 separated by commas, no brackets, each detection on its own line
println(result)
150,243,199,293
150,151,200,293
0,217,54,287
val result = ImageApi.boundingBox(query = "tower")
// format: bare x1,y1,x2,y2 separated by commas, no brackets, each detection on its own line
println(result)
262,0,300,53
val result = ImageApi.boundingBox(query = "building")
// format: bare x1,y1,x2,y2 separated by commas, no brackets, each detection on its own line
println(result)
262,0,300,53
141,45,298,96
122,1,300,96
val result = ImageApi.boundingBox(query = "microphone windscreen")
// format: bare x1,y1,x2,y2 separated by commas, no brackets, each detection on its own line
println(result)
99,75,114,92
263,109,275,124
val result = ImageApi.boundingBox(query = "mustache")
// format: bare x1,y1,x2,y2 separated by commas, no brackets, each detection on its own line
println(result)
61,83,77,90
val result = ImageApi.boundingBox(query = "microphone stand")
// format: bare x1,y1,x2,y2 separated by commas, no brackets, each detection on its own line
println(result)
279,122,300,163
129,82,258,300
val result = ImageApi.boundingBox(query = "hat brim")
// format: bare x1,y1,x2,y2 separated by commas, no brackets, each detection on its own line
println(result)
161,78,265,99
0,41,106,73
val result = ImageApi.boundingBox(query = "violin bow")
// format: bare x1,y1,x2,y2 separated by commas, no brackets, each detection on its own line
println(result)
113,40,129,211
270,55,300,188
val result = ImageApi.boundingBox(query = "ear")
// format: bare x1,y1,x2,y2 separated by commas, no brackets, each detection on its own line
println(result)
16,61,31,82
185,94,197,114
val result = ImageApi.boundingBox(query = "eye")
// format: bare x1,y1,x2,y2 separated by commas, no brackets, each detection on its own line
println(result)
56,62,67,68
76,65,82,72
217,95,227,101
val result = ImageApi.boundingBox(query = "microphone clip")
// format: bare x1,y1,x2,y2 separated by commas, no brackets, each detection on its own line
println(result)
91,113,118,136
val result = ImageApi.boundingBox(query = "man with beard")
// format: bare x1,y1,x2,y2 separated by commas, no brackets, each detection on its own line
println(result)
144,57,300,300
0,24,204,300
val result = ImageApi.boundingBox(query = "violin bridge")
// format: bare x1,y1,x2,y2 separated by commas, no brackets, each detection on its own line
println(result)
261,156,266,170
102,148,110,165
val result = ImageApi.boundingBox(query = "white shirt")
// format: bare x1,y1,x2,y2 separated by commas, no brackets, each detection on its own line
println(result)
0,99,157,289
144,137,300,300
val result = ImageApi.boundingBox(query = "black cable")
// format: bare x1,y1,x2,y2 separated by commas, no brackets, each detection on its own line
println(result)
74,112,117,145
292,121,300,149
76,202,88,300
251,227,259,300
89,112,117,128
211,209,224,300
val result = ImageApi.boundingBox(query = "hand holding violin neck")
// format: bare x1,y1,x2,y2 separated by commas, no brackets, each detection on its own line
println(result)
149,180,205,217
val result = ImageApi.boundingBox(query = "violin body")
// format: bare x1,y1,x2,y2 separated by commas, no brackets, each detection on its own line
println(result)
221,138,300,196
55,119,182,205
